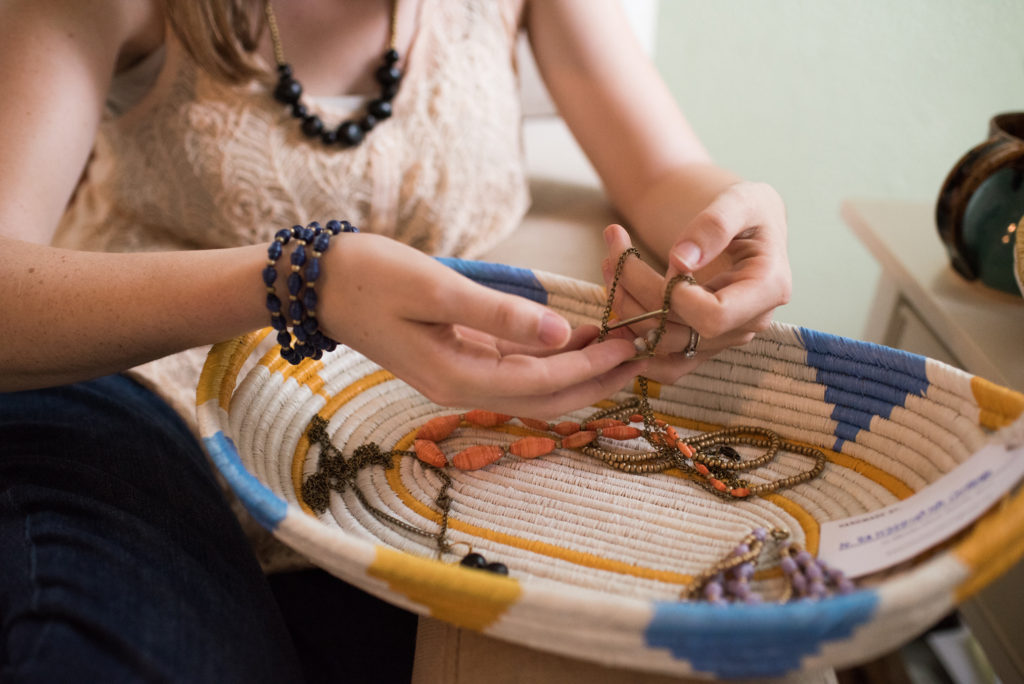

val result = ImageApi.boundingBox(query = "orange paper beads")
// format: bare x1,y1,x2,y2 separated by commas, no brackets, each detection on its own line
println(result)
412,411,643,471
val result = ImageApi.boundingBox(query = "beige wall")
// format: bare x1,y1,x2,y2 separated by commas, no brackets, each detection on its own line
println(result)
653,0,1024,337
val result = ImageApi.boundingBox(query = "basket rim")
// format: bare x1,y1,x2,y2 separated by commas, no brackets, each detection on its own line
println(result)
196,260,1024,678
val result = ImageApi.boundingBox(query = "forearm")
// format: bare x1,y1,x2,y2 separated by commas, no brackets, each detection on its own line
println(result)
0,238,268,391
524,0,744,269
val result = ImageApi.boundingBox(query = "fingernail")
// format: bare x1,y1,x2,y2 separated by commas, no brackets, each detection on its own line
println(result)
603,226,616,248
539,312,569,346
673,241,702,270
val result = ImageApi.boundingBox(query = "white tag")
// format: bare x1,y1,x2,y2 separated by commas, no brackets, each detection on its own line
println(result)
818,441,1024,578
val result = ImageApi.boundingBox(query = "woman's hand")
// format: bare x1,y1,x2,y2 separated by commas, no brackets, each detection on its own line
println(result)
601,182,791,383
319,233,643,418
525,1,791,385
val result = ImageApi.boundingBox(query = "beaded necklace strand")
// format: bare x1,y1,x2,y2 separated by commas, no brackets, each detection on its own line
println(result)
682,527,854,604
299,249,844,602
265,0,403,147
400,248,826,498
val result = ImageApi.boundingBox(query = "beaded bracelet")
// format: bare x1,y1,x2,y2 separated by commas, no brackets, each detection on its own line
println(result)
264,219,358,365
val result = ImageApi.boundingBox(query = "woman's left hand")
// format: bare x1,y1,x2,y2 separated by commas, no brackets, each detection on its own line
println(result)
601,181,791,383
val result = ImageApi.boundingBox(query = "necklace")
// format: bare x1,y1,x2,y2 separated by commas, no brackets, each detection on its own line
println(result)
300,248,826,540
264,0,402,147
298,249,840,600
402,396,826,501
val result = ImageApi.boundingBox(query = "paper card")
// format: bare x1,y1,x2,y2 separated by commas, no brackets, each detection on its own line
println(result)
818,441,1024,578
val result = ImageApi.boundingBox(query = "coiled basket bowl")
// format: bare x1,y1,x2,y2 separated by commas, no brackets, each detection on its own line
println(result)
197,260,1024,680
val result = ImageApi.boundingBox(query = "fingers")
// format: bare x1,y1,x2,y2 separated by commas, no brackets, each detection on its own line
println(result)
321,235,646,418
453,289,573,349
632,354,704,386
403,326,644,417
670,274,785,339
602,224,675,322
422,328,640,398
637,321,757,357
660,183,790,339
492,358,644,419
600,213,782,367
483,324,602,358
637,311,768,385
667,181,785,274
399,255,575,350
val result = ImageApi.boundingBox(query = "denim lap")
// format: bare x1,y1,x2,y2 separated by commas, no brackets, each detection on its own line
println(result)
0,375,303,683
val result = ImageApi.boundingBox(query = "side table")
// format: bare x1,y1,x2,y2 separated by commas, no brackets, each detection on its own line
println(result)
843,198,1024,683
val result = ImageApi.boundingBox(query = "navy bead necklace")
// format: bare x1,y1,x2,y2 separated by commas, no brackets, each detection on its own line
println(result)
264,0,402,148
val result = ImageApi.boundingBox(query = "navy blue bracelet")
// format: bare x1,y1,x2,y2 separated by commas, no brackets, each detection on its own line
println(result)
264,220,358,365
264,226,295,347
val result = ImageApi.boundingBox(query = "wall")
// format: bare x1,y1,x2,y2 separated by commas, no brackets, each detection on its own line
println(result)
654,0,1024,337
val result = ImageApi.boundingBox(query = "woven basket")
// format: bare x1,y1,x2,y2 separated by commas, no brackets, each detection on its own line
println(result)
197,260,1024,680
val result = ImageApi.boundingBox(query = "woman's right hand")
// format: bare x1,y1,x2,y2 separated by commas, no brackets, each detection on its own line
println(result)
317,233,643,418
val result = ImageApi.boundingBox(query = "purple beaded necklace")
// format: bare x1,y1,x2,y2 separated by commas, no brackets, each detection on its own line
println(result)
264,0,402,148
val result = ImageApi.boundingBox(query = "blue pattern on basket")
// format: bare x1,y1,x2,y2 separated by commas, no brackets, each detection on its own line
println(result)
798,329,930,451
645,590,879,678
436,258,549,304
203,431,287,530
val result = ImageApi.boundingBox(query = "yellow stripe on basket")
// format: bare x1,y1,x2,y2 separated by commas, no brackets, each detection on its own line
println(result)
196,329,271,410
972,376,1024,430
257,344,329,399
261,348,289,374
281,358,328,399
368,546,520,631
954,489,1024,601
291,369,397,515
763,493,821,556
319,369,396,419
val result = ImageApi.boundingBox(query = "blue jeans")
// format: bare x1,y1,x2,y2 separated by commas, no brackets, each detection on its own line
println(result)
0,375,415,683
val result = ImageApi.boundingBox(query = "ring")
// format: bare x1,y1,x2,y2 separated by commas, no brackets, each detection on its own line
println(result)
683,327,700,359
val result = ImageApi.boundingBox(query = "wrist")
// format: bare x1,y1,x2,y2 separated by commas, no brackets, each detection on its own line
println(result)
260,220,358,364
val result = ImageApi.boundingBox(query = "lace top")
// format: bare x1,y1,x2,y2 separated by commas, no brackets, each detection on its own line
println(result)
54,0,530,426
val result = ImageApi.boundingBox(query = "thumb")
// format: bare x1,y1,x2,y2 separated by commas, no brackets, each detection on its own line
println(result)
426,268,573,349
668,185,750,274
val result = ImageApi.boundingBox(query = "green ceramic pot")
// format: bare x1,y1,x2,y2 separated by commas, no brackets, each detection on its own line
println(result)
936,112,1024,297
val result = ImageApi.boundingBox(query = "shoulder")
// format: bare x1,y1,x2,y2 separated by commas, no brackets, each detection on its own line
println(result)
1,0,164,73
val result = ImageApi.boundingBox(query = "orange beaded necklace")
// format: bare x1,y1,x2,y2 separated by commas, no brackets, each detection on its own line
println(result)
402,249,826,500
406,396,825,501
299,249,828,577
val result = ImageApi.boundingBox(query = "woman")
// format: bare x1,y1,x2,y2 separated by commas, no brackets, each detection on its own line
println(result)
0,0,790,680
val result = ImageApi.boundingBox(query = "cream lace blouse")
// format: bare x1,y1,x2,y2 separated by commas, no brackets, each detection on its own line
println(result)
54,0,530,427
